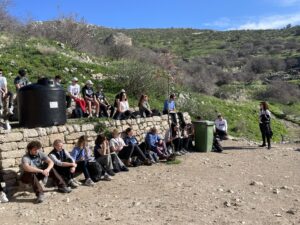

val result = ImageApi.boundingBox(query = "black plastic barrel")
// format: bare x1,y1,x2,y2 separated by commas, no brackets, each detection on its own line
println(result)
18,78,66,128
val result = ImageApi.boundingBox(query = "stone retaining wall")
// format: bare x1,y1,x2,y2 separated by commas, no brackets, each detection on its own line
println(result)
0,113,191,188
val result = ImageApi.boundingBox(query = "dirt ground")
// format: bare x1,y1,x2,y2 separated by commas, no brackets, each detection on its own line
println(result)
0,140,299,225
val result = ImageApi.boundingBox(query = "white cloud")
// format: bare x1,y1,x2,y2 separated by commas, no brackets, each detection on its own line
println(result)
232,13,300,30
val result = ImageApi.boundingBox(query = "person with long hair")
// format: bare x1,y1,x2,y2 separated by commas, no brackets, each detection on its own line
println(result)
115,92,135,120
259,101,272,149
138,94,153,117
70,135,95,186
165,123,185,156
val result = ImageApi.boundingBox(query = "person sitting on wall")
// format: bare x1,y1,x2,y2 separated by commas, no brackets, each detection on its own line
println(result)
94,84,114,118
163,93,180,125
0,182,9,203
0,69,14,116
82,80,99,118
54,75,62,86
94,134,116,177
20,141,71,204
70,135,98,186
138,94,161,118
48,139,80,189
114,92,135,120
145,127,170,160
112,89,126,118
14,68,31,91
214,113,228,140
123,127,153,166
66,77,86,118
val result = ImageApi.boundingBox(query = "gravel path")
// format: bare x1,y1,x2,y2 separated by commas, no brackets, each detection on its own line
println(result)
0,140,299,225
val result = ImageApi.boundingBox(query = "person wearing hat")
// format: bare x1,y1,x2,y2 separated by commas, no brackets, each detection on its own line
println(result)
95,84,115,118
66,77,86,116
214,113,228,140
82,80,99,118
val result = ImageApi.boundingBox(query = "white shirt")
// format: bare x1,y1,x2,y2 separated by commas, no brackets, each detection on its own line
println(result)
109,137,126,151
259,110,271,123
119,100,129,112
215,119,228,132
68,84,80,97
0,76,7,90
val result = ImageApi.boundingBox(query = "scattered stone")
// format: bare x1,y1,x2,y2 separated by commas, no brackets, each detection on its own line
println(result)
224,201,231,207
274,213,282,217
273,189,280,194
286,209,296,215
250,181,264,186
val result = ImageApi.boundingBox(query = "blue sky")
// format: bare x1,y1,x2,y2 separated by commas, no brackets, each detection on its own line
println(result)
7,0,300,30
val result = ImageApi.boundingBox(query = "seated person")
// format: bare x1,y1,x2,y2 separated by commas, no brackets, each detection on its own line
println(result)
70,135,95,186
0,69,14,116
94,134,116,177
123,128,152,166
54,75,62,86
115,92,135,120
214,113,228,140
109,128,140,167
21,141,71,204
95,85,114,118
66,77,86,116
82,80,99,118
145,127,170,160
0,183,8,203
138,94,153,117
165,123,186,156
48,139,79,188
14,68,31,91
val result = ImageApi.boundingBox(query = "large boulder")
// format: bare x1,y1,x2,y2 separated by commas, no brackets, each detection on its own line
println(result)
104,32,132,46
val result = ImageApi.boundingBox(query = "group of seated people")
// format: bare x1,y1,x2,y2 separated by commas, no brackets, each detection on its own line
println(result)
0,120,195,204
64,76,163,120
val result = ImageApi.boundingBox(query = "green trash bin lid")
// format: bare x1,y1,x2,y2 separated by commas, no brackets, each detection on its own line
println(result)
192,120,215,126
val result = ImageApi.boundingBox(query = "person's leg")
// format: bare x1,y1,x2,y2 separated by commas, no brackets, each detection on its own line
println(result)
49,168,67,188
109,105,115,118
94,100,100,116
54,166,72,183
170,113,178,124
259,124,266,146
118,145,134,160
20,172,44,196
76,161,91,179
86,101,92,115
66,96,72,108
132,145,149,162
100,104,109,117
96,155,113,171
7,91,13,109
172,138,181,152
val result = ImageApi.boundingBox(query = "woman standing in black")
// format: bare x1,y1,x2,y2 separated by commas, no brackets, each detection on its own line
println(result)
259,102,272,149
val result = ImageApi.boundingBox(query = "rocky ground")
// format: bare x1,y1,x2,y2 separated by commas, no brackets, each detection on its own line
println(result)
0,140,299,225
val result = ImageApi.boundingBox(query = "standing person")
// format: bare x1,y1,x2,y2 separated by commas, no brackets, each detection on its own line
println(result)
95,85,114,118
67,77,86,116
214,113,228,140
82,80,99,118
48,139,80,188
163,94,178,124
0,69,13,115
14,68,30,91
20,141,71,203
0,183,8,203
259,102,272,149
70,135,95,186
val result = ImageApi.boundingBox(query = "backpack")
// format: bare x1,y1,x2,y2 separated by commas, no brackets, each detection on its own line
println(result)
88,161,103,182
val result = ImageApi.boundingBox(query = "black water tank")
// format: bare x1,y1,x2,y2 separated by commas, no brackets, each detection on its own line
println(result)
18,78,66,128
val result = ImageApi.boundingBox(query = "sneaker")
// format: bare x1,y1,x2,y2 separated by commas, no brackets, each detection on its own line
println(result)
102,174,112,181
36,193,45,204
73,179,82,185
9,107,14,115
57,186,72,193
175,151,182,156
107,170,115,176
84,178,95,186
0,192,9,203
4,121,11,131
179,150,186,155
120,166,129,172
267,146,271,150
143,159,152,166
259,144,266,147
68,179,79,188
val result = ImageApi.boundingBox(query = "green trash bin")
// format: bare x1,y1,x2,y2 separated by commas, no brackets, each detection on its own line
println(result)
193,120,215,152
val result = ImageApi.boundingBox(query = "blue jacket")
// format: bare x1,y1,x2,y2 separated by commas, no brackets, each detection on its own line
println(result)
70,146,91,162
163,99,175,112
124,136,138,146
145,132,160,149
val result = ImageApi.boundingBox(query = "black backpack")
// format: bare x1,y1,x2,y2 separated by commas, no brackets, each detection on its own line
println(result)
88,161,103,182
